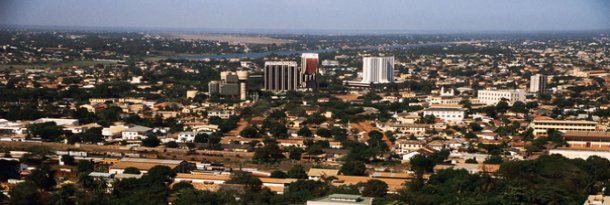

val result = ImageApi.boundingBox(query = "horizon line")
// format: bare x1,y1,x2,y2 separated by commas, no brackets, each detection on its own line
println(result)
1,24,610,35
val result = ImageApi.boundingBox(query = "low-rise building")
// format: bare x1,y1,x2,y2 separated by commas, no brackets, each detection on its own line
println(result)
422,107,466,123
530,119,598,137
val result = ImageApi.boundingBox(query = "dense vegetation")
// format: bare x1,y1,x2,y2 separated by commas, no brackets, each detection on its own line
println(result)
3,154,607,205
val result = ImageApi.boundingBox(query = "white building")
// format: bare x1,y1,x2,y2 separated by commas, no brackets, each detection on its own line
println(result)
361,56,394,84
176,132,198,143
529,74,547,94
121,125,152,140
477,89,526,105
31,118,79,126
530,119,598,137
423,107,466,122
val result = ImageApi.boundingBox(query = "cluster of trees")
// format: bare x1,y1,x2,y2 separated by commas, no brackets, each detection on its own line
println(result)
4,149,608,205
402,154,610,205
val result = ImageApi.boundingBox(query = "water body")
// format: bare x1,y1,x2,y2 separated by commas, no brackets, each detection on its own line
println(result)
173,42,454,60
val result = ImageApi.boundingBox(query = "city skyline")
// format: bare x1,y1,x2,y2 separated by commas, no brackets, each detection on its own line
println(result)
1,0,609,34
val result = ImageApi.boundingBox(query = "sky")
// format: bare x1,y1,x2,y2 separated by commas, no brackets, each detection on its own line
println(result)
0,0,609,33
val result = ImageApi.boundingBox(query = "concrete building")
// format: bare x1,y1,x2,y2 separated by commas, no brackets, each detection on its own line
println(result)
361,56,394,84
186,90,198,99
477,89,526,105
529,74,547,94
530,119,598,137
208,71,248,98
564,131,610,149
423,106,466,122
301,53,319,89
264,61,300,92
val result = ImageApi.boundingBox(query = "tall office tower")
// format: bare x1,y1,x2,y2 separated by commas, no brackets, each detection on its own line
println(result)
301,53,319,89
529,74,547,94
361,56,395,84
264,61,300,92
236,70,249,100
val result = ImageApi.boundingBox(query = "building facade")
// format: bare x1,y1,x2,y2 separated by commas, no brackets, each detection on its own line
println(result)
361,56,394,84
477,89,526,105
423,107,466,122
301,53,319,89
530,119,598,137
529,74,547,94
264,61,300,92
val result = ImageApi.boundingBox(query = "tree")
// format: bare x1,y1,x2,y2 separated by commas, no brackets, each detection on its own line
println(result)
171,182,194,193
164,141,179,148
123,167,141,175
496,100,510,113
50,184,77,205
340,161,366,176
142,135,161,147
465,158,478,164
270,124,288,139
173,189,228,205
459,99,472,109
79,127,104,143
287,165,308,179
61,154,76,166
145,165,175,183
287,147,304,160
26,163,56,190
240,126,259,138
8,181,41,205
76,160,94,173
367,130,387,153
430,149,450,163
469,122,483,132
283,180,329,204
316,128,332,138
270,170,288,178
526,101,539,109
420,115,436,124
306,113,326,124
484,155,504,164
330,127,348,142
194,133,209,143
27,122,64,141
0,160,20,181
253,142,285,163
361,179,389,197
510,101,527,113
409,154,435,177
208,116,222,125
298,126,313,137
226,171,262,192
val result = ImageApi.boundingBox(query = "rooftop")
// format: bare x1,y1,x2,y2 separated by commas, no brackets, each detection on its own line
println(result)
308,194,373,205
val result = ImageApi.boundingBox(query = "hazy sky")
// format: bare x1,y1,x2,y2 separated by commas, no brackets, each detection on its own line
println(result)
1,0,609,33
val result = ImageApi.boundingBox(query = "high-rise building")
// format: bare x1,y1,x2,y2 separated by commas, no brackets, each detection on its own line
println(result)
264,61,300,92
301,53,319,89
529,74,547,94
361,56,395,84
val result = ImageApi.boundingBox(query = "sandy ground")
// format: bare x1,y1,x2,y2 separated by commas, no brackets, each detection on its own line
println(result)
169,33,294,45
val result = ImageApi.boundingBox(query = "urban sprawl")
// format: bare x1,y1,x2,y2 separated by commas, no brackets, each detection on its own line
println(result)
0,30,610,204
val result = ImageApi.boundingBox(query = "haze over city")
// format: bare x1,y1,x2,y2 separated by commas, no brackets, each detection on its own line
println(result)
1,0,610,33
